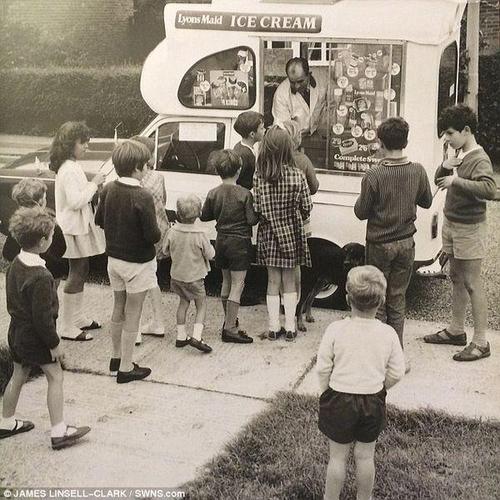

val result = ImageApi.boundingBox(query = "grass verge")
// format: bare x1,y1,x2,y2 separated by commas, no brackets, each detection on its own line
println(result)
183,392,500,500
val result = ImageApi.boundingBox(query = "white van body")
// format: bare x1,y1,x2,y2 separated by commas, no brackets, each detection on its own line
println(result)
133,0,466,266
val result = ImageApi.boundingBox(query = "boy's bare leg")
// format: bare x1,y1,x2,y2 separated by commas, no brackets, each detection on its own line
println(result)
221,269,231,315
353,441,377,500
193,296,207,340
120,291,147,372
111,291,126,359
40,362,64,427
176,297,190,341
324,440,351,500
447,256,468,336
225,270,246,332
1,363,31,426
149,286,164,331
460,258,488,346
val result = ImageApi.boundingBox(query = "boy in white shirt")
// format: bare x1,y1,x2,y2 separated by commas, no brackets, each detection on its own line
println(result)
317,265,405,500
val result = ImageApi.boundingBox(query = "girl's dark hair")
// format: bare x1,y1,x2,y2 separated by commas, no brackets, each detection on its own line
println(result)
49,121,91,173
256,127,295,184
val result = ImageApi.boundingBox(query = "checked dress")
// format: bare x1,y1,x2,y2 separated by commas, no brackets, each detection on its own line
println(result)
254,165,312,268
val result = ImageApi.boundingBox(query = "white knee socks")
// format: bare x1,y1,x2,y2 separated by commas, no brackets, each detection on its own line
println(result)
61,292,84,339
283,292,297,332
266,295,281,332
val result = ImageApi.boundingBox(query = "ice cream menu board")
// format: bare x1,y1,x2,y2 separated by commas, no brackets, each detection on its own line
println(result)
209,70,249,108
317,43,403,173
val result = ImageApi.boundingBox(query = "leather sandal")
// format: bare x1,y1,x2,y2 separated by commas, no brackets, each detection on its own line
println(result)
423,329,466,346
81,321,101,331
0,419,35,439
51,425,91,450
285,330,297,342
61,331,93,341
453,342,491,362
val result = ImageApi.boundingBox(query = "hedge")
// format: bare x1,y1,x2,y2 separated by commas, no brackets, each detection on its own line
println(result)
0,66,155,137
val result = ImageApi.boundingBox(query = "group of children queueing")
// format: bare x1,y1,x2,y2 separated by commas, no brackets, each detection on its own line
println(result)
0,104,496,500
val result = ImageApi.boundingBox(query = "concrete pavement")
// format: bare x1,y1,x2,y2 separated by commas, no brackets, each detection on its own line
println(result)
0,277,499,487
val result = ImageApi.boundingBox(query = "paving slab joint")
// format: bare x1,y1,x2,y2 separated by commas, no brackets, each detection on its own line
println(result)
291,354,317,392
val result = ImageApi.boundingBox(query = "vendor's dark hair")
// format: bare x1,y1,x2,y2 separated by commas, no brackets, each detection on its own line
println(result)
49,121,91,173
286,57,310,76
438,104,477,135
377,117,409,150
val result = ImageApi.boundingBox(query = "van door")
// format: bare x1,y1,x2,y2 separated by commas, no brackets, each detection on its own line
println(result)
143,117,231,236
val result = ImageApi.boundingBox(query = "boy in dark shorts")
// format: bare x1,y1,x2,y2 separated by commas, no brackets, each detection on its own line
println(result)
317,265,405,500
201,150,258,343
164,194,215,353
0,207,90,449
424,104,497,361
232,111,265,190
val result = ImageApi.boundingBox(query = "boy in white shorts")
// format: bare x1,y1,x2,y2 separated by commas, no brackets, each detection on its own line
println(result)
95,141,161,383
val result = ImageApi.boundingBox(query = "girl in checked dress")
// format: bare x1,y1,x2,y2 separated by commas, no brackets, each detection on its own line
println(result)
253,127,312,341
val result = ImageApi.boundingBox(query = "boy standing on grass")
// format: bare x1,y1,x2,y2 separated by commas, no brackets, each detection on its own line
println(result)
317,265,405,500
233,111,265,190
201,150,258,344
424,104,497,361
354,117,432,351
164,194,215,353
0,207,90,449
95,140,160,383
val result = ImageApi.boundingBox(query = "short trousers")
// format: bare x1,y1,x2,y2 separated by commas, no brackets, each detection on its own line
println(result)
215,235,253,271
170,278,206,301
107,257,157,294
442,217,487,260
318,387,386,444
9,342,54,367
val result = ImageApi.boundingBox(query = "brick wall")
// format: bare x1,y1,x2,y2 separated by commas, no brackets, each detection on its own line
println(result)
480,0,499,54
4,0,135,59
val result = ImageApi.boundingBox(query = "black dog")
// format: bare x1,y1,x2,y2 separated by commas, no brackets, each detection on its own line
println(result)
296,240,365,331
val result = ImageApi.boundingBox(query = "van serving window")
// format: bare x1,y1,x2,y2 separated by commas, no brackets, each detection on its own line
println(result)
178,47,256,110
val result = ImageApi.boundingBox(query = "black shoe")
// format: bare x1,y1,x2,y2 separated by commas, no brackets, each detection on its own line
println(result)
51,425,91,450
117,363,151,384
109,358,120,375
175,337,191,348
285,330,297,342
222,329,253,344
189,338,212,353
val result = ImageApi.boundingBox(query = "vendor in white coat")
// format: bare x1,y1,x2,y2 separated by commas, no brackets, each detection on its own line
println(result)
272,57,326,136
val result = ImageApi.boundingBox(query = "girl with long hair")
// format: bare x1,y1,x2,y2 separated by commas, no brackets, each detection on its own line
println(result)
253,127,312,341
50,121,105,341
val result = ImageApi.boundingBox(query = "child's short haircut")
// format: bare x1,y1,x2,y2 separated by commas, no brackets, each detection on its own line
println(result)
346,265,387,311
12,179,47,207
438,104,478,135
207,149,242,179
112,140,151,177
234,111,264,138
377,117,409,151
177,194,202,223
9,206,55,250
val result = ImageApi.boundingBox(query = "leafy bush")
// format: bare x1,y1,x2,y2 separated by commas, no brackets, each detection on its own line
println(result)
0,66,156,137
0,20,134,68
477,53,500,162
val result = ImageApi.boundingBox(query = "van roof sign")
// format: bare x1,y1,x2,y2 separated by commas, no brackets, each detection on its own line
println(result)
175,10,322,33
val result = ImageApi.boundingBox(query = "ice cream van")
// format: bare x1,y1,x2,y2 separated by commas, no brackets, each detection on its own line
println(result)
134,0,467,273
